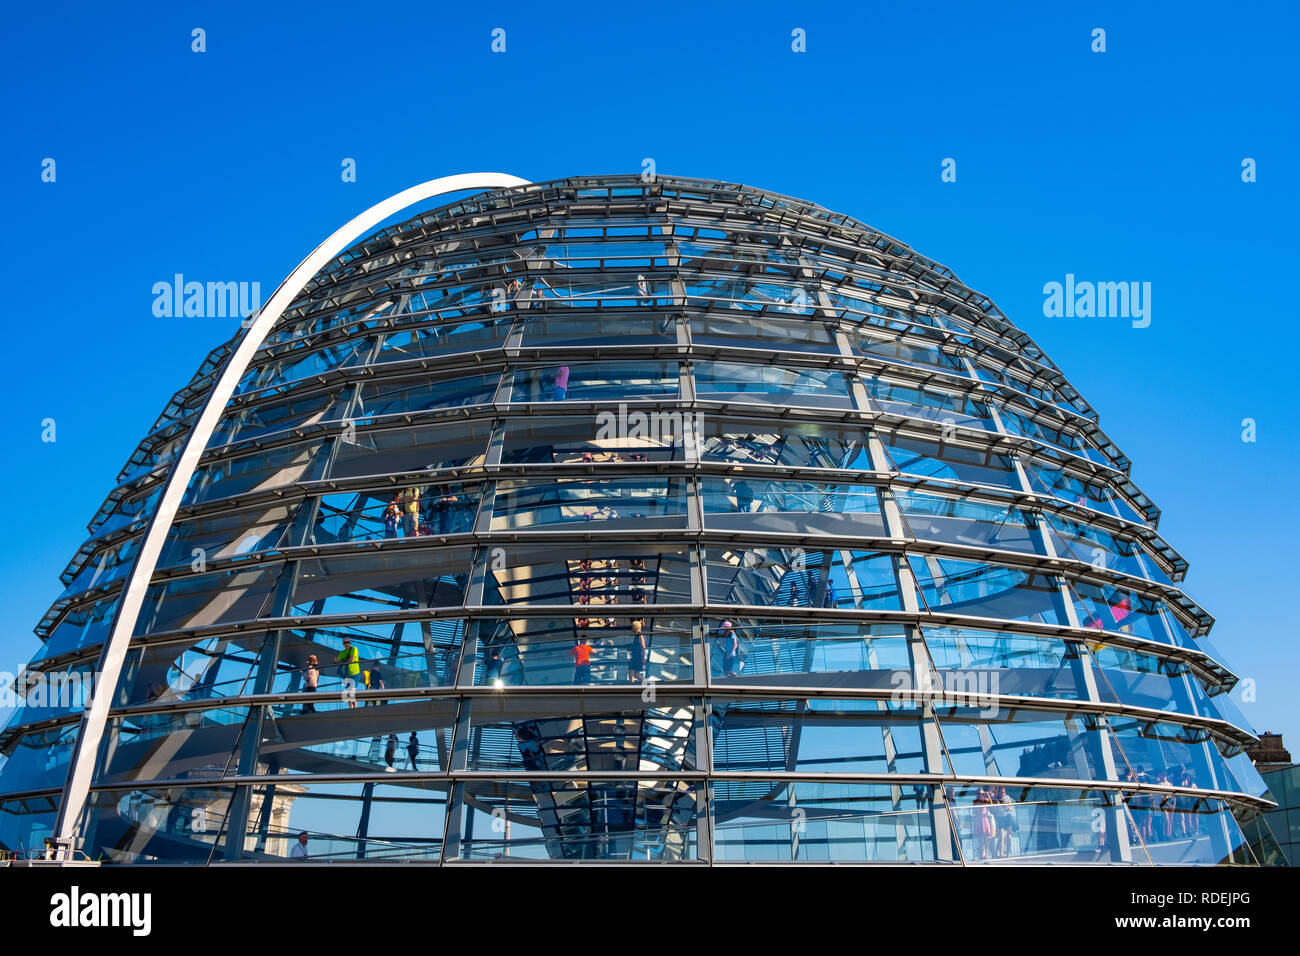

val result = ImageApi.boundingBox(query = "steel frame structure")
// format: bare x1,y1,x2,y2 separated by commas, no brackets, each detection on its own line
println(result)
0,174,1281,865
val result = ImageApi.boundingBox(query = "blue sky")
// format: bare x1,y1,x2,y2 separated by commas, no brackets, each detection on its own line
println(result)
1,1,1296,744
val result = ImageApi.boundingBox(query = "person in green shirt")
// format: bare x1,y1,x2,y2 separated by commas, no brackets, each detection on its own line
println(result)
336,638,360,708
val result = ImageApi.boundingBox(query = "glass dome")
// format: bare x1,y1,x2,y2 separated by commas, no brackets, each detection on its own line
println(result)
0,175,1280,865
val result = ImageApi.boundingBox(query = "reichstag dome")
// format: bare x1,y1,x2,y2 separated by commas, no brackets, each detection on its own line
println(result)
0,174,1282,864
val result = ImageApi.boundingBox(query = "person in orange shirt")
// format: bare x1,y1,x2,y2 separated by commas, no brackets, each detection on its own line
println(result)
571,637,593,685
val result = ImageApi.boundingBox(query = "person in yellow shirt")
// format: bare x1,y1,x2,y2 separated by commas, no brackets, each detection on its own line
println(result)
400,486,421,537
336,637,360,708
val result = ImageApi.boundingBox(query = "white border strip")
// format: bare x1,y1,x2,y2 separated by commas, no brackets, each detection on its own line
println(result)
56,173,532,843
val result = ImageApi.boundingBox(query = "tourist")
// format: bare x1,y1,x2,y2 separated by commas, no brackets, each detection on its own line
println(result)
993,785,1016,857
365,661,385,706
1155,771,1175,841
400,486,421,536
337,638,360,708
974,788,997,860
628,618,647,683
732,478,754,513
382,498,400,539
302,654,319,713
571,637,593,685
483,645,504,686
432,485,459,536
717,620,741,677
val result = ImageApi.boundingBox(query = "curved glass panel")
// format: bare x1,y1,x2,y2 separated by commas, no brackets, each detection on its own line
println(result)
1070,580,1193,647
712,698,936,774
945,785,1140,864
486,544,692,608
708,619,911,688
1123,795,1254,865
850,328,967,374
1089,644,1211,719
470,616,694,687
864,378,995,431
695,361,852,408
327,420,492,480
492,477,688,532
1046,512,1169,584
159,501,298,569
921,626,1089,702
706,548,905,611
0,725,77,796
183,442,320,506
36,594,121,661
373,320,507,363
456,778,698,861
701,478,886,537
508,362,679,403
355,371,501,420
59,535,140,601
235,336,376,397
935,707,1114,781
0,794,59,856
210,389,346,449
291,550,473,617
897,490,1043,555
910,556,1064,626
880,429,1021,489
702,420,874,470
712,781,942,863
522,313,676,347
502,415,683,464
136,565,282,635
690,313,837,353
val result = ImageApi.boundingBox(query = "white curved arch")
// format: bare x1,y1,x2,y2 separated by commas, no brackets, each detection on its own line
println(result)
56,173,532,844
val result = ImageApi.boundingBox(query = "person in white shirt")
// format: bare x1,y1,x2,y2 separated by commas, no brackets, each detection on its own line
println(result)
290,831,309,859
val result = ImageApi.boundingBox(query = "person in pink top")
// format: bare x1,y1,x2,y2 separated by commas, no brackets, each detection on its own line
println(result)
553,365,570,401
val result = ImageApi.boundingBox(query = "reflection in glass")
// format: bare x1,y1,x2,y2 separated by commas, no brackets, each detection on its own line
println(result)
712,698,933,774
701,478,886,537
706,548,904,611
695,361,852,408
897,490,1042,554
706,619,911,688
492,477,687,532
471,617,692,687
702,421,873,470
245,779,448,861
80,786,234,864
922,626,1088,702
456,778,698,861
881,430,1020,489
712,781,941,862
945,785,1135,864
509,362,679,403
910,556,1063,625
